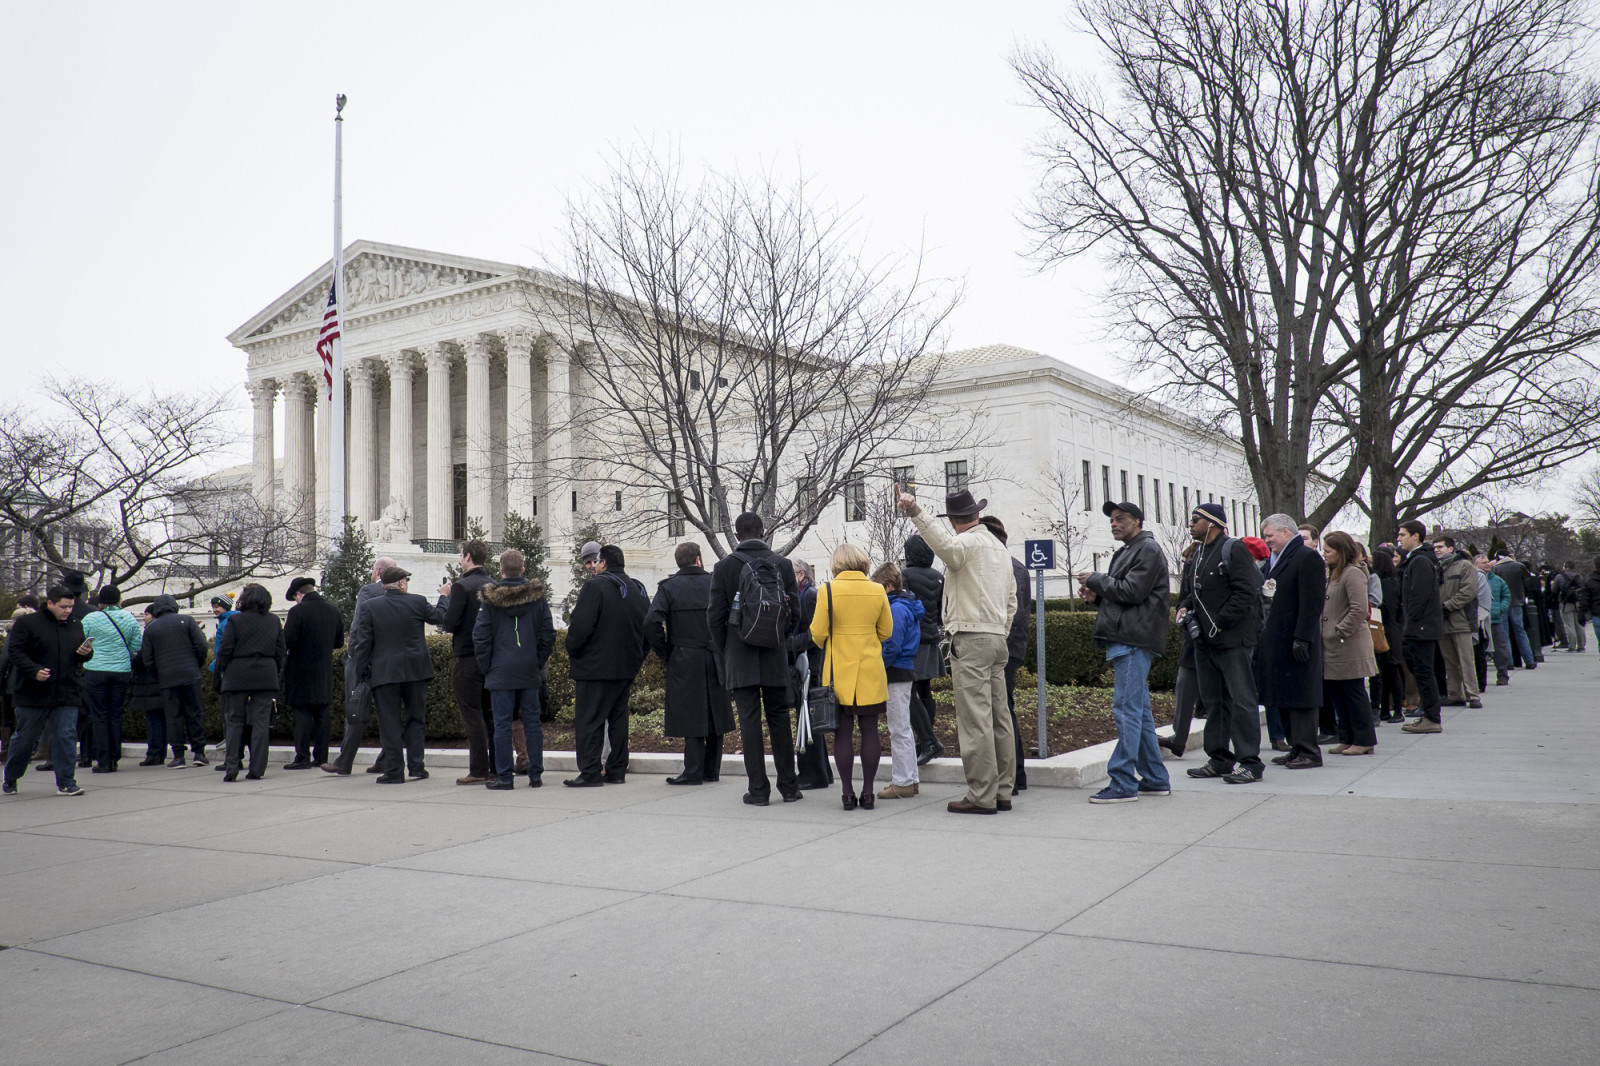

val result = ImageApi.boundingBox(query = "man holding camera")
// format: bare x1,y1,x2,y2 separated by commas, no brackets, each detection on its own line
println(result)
1177,503,1266,784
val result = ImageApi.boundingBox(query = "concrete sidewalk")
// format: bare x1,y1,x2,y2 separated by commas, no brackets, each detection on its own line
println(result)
1,653,1596,1064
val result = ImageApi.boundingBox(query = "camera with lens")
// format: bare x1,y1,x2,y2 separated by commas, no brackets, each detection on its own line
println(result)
1182,611,1203,642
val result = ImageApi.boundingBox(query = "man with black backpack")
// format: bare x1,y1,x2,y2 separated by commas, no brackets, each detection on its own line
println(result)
1432,535,1481,710
564,543,649,787
709,512,801,806
1555,561,1587,654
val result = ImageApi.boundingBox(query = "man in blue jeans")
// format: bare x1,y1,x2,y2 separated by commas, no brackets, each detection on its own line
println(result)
1493,556,1538,669
3,585,95,796
1078,500,1171,803
472,549,556,790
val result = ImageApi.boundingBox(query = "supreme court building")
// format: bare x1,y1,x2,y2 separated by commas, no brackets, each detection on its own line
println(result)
232,241,1260,600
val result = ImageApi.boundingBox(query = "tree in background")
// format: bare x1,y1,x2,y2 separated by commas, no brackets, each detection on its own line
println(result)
1016,0,1600,547
445,517,495,581
320,516,374,625
500,511,551,586
551,144,973,559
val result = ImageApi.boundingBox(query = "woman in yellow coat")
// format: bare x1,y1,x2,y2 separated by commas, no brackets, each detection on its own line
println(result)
811,543,894,810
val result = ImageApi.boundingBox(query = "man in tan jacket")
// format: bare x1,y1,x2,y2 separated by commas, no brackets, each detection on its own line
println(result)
898,488,1018,813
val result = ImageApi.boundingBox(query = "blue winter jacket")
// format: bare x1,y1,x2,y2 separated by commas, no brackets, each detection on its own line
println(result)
1487,572,1511,625
882,591,924,671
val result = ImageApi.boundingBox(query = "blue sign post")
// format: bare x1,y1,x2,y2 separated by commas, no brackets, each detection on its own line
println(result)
1023,540,1054,758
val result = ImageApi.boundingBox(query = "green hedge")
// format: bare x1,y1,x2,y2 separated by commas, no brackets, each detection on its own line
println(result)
1022,610,1182,691
120,630,670,743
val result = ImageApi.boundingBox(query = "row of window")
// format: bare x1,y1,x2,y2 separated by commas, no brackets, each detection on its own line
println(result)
1080,460,1258,532
664,460,972,535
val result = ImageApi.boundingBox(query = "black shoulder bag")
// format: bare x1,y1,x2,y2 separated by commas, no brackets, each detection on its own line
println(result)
807,583,839,733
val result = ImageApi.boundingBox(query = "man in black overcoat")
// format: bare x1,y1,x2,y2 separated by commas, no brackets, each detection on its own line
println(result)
348,566,446,783
565,543,649,786
1397,520,1446,733
708,512,801,806
282,576,344,768
1255,514,1326,768
436,539,495,784
645,542,735,785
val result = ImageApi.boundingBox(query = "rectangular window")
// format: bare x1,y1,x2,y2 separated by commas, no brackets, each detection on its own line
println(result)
1183,486,1190,515
1232,499,1240,530
1102,465,1110,505
688,369,702,390
797,476,817,522
844,472,866,522
453,463,468,541
944,460,968,496
667,496,685,537
531,496,538,517
1170,483,1177,524
1153,479,1162,524
1120,470,1128,502
892,465,915,495
1208,492,1214,504
614,490,623,512
571,490,578,512
1137,474,1146,516
1082,460,1093,511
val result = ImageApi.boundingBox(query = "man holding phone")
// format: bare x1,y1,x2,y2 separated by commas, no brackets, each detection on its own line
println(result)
3,584,96,796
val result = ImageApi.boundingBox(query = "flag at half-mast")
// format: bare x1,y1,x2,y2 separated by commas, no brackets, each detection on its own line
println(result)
315,281,340,399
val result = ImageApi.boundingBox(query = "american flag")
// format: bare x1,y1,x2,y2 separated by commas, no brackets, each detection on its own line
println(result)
315,280,340,398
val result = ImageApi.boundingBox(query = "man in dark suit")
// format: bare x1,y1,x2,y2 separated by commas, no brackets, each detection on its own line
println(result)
709,512,801,806
436,539,495,785
564,543,648,786
1255,513,1326,769
645,542,734,785
324,556,396,775
282,576,344,768
347,566,446,783
1398,521,1446,733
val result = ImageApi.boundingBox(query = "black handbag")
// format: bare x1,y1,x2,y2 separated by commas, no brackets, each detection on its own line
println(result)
807,583,838,733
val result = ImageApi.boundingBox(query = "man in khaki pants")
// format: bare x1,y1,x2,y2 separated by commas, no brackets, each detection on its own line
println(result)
899,488,1018,814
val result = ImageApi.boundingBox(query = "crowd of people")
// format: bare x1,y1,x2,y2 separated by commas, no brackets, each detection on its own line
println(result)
2,492,1595,807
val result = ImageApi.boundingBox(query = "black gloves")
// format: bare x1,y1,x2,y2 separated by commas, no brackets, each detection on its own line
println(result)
1292,640,1310,663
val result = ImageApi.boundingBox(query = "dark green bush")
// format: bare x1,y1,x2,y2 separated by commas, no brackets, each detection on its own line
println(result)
1022,610,1182,691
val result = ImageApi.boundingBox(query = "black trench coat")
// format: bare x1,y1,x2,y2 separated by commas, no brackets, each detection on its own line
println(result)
645,566,735,739
282,591,345,705
1254,535,1326,708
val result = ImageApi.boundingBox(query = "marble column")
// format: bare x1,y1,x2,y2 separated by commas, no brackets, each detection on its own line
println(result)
544,338,572,544
504,329,535,519
463,334,493,537
280,373,317,551
425,344,454,541
384,351,416,538
347,359,378,528
246,377,278,512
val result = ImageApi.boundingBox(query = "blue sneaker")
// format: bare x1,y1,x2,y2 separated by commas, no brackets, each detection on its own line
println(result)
1088,786,1138,804
1137,783,1172,796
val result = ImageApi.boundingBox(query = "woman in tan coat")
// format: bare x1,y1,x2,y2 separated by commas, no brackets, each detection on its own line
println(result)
811,543,894,810
1321,531,1378,754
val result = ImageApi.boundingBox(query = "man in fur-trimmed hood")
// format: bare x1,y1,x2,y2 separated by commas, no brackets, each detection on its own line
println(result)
472,550,556,789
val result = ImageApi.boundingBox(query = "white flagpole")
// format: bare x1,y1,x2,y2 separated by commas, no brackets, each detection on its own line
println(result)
329,93,347,548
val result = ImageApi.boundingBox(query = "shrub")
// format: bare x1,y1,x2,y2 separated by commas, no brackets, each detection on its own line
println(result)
1022,610,1182,691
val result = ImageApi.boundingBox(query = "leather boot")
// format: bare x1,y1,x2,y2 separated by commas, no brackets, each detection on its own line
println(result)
512,724,530,775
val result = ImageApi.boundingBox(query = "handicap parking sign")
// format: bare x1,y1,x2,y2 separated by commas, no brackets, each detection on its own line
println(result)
1024,539,1055,570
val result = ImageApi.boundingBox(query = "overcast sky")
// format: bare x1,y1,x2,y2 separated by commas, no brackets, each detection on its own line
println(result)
1,1,1585,517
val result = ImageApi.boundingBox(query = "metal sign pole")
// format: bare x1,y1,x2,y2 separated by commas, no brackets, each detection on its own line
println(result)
1035,568,1047,759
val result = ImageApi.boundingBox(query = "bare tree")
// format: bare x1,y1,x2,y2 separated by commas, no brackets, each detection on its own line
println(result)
1015,0,1600,548
549,146,968,558
1027,450,1092,583
1572,464,1600,532
0,380,306,604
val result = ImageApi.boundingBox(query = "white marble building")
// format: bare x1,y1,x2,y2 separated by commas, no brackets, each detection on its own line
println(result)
234,241,1260,600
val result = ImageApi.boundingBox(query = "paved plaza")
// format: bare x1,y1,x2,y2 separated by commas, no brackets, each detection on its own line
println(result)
2,655,1597,1065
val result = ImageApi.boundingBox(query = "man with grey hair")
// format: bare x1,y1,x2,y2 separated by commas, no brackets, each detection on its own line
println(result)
322,556,397,776
1255,512,1326,770
349,566,447,782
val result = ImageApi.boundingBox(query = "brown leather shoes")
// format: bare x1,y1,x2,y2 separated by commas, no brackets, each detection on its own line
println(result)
456,775,488,785
1327,744,1350,754
1339,745,1375,755
947,798,997,815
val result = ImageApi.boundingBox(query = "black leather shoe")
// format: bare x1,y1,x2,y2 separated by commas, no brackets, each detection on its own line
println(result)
245,772,262,780
484,779,514,790
1271,754,1292,765
92,765,114,774
223,770,239,782
283,760,313,770
320,763,350,775
702,774,720,782
1284,755,1322,769
602,773,626,784
1158,735,1185,757
858,792,874,810
1186,764,1228,778
1315,734,1337,745
35,762,52,772
139,756,164,766
375,772,406,784
366,764,384,774
743,792,770,806
564,775,604,788
665,774,703,785
409,769,429,780
526,775,542,788
915,748,935,766
780,790,803,803
841,792,857,810
996,798,1013,811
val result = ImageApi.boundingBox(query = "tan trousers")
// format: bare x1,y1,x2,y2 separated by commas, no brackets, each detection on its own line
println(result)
950,631,1015,808
1440,631,1478,701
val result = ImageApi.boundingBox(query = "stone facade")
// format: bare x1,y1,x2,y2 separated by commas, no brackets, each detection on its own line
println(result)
234,241,1260,601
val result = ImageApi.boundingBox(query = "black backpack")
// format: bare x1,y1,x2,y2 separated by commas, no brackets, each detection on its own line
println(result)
731,551,791,649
